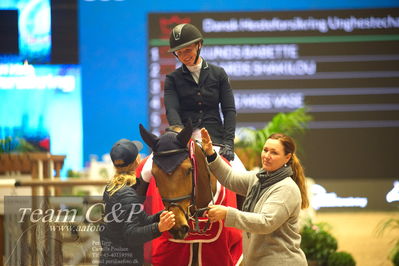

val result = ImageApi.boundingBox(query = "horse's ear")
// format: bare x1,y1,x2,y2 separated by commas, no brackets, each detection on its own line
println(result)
139,124,159,150
176,120,193,146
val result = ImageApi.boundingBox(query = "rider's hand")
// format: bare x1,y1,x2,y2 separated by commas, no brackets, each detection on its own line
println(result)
158,211,175,232
200,128,215,156
219,144,234,161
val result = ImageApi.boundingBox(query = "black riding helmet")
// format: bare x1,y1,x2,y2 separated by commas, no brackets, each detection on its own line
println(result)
168,23,203,64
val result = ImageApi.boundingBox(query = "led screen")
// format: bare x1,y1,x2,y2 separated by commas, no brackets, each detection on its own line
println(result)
0,0,80,176
148,9,399,185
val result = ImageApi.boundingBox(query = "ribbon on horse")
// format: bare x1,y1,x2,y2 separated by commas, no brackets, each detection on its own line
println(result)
189,139,198,190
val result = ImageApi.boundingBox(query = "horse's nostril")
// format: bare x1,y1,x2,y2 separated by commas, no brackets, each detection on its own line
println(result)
182,225,189,234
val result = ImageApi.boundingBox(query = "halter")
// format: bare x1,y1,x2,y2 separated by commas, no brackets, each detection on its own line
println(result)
154,139,214,233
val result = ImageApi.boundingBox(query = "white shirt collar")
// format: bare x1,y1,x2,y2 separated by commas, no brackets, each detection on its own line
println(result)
186,57,203,73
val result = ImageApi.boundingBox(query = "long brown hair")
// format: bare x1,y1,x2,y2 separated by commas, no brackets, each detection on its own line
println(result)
268,133,309,209
107,156,140,196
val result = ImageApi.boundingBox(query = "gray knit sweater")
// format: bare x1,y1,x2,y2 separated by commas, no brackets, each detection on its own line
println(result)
208,155,307,266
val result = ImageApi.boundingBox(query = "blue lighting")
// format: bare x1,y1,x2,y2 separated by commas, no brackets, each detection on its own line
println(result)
0,64,82,176
0,0,51,63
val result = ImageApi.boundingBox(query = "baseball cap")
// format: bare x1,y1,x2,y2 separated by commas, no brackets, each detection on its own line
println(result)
110,139,143,167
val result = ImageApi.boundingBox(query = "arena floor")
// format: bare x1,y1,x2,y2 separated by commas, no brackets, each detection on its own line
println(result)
315,211,397,266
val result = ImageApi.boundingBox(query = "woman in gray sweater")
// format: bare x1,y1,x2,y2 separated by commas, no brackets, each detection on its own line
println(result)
201,128,309,266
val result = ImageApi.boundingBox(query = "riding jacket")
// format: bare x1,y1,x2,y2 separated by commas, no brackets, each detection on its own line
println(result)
164,59,236,147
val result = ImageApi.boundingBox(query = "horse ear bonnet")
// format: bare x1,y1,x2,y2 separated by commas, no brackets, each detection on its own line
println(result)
176,120,192,146
139,124,159,149
139,122,193,175
153,131,190,175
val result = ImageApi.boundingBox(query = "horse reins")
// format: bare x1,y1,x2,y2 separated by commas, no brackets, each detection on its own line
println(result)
153,140,215,233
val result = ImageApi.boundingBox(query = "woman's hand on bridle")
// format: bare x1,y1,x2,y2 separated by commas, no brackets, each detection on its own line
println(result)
206,205,227,223
200,128,215,156
158,211,175,232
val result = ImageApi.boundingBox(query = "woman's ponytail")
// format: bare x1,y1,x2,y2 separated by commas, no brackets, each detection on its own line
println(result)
268,133,309,209
107,157,139,196
290,154,309,209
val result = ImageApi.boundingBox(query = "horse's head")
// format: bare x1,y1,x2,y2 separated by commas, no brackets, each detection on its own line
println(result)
139,123,195,239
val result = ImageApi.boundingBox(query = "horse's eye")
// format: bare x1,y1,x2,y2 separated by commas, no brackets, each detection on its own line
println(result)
186,167,193,176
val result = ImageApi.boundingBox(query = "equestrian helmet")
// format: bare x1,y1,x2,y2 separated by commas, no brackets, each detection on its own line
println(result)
168,23,203,52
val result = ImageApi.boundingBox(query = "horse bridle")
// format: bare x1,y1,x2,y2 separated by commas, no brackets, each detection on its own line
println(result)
153,140,214,233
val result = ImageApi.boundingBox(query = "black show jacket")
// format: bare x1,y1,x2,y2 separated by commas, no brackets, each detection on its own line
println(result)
164,59,236,146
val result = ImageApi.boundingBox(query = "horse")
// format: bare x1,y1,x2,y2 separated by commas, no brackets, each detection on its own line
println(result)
139,123,242,266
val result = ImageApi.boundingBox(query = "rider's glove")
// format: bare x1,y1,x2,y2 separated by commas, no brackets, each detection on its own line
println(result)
219,144,234,161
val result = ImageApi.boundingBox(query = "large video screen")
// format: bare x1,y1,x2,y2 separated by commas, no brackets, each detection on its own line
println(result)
0,0,80,176
148,9,399,182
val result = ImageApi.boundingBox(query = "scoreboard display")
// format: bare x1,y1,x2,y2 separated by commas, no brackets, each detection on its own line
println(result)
148,9,399,183
0,0,81,175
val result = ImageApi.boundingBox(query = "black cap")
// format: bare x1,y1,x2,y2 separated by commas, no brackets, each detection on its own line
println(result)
168,23,203,52
110,139,143,167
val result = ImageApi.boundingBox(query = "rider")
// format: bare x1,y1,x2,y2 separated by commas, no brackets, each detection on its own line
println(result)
164,23,236,162
141,23,245,190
